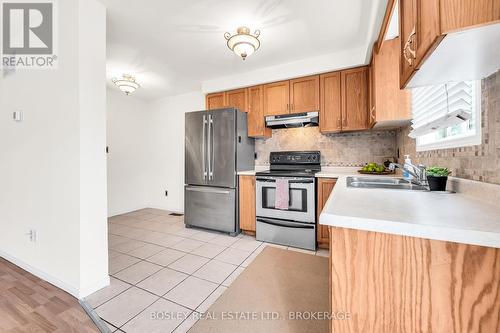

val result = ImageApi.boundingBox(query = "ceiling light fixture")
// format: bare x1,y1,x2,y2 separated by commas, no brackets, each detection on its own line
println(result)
112,74,140,95
224,26,261,60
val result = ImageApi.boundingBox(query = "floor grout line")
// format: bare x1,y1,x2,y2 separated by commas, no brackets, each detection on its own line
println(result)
103,208,316,333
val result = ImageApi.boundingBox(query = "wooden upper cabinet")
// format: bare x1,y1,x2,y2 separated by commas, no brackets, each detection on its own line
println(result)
368,63,376,128
399,0,441,85
440,0,500,34
225,88,248,113
239,175,256,233
247,85,271,138
373,37,411,126
263,80,290,116
341,67,369,131
320,72,342,133
317,178,336,249
399,0,497,88
289,75,320,114
399,0,418,87
206,92,225,110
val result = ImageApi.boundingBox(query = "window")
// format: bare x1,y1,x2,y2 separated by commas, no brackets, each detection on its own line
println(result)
411,80,481,152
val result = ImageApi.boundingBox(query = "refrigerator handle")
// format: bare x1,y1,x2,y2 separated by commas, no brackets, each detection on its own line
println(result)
202,115,207,180
207,114,212,181
209,114,214,181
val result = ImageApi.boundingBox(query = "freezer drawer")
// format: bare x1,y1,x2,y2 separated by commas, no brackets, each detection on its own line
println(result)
185,186,237,234
256,217,316,251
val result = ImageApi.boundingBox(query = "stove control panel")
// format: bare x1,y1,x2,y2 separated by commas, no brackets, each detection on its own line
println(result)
269,151,321,165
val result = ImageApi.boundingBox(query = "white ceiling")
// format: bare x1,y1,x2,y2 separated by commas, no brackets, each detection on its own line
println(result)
99,0,387,100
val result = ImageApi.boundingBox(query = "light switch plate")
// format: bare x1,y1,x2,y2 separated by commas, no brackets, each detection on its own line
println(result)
13,110,23,122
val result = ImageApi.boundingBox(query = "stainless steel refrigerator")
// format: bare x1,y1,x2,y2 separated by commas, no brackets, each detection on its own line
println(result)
185,108,254,236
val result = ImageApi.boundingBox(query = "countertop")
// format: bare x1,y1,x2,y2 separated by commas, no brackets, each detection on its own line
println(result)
238,167,500,248
319,175,500,249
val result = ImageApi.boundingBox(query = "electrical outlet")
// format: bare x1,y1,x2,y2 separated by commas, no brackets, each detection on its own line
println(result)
165,190,168,197
26,229,37,242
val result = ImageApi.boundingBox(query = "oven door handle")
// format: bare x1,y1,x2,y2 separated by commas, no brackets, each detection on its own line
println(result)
257,218,315,229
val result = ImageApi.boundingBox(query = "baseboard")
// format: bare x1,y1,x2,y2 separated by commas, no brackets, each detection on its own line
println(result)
108,205,148,217
147,204,184,215
0,250,80,298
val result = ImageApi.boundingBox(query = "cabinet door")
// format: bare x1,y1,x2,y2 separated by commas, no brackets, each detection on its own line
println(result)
206,92,225,110
399,0,442,88
368,62,376,128
415,0,441,68
399,0,418,88
374,37,411,123
319,72,342,133
226,88,248,113
317,178,336,249
341,67,369,131
247,85,271,138
263,80,290,116
440,0,500,34
289,75,319,114
239,175,256,233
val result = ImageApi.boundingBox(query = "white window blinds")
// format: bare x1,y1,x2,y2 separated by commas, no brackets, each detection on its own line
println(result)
410,81,476,138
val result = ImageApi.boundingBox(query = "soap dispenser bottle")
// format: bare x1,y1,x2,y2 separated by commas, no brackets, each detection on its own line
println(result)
403,155,413,181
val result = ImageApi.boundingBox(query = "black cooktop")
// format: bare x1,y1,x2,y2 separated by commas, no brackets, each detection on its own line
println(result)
256,151,321,178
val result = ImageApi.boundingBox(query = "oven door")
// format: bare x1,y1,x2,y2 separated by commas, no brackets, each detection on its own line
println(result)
256,176,315,223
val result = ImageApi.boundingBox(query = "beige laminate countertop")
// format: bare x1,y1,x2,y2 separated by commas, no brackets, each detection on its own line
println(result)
237,167,500,248
319,175,500,249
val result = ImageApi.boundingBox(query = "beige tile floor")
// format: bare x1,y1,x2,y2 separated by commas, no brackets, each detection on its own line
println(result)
85,208,329,333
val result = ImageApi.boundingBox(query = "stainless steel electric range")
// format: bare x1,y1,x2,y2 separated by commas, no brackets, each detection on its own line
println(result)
255,151,320,250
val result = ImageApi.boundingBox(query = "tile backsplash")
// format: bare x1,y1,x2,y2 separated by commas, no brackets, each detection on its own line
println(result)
255,127,397,166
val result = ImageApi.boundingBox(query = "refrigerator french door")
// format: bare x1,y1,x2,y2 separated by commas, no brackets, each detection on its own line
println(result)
184,108,254,235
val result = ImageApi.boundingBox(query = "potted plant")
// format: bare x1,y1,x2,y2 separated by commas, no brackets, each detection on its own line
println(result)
426,167,451,191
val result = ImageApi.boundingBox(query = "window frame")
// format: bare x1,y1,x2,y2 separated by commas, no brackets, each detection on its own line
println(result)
415,81,482,152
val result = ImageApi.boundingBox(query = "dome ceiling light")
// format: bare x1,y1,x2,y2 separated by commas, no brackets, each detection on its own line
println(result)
224,26,261,60
112,74,140,95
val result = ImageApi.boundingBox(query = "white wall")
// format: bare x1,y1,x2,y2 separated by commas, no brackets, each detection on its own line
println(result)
106,89,150,216
78,0,109,297
201,47,367,93
0,0,108,298
145,91,205,212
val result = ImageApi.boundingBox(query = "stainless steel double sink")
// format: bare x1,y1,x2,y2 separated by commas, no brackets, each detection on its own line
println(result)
346,176,429,191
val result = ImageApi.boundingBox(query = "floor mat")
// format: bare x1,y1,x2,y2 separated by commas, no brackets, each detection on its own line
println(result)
189,246,329,333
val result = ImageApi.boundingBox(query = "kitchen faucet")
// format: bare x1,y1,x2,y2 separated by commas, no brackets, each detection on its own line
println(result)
389,162,429,187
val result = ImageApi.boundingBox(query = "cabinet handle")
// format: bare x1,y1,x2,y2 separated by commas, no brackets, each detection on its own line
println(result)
403,27,416,66
370,106,375,120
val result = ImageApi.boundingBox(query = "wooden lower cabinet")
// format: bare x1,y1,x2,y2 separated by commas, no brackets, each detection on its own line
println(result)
317,178,337,249
239,175,256,233
329,227,500,332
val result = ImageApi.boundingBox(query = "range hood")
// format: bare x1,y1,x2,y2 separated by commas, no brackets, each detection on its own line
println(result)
265,112,319,129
